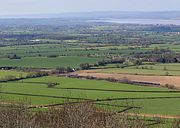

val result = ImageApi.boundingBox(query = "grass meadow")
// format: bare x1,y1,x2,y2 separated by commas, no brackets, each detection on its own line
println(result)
0,56,101,68
1,76,180,116
98,63,180,76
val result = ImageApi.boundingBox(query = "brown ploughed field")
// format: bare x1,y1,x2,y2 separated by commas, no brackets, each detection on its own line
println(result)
71,70,180,89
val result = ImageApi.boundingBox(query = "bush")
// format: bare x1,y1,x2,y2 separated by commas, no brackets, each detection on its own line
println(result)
26,71,48,78
165,72,169,76
66,67,74,72
47,55,58,58
163,66,167,71
121,77,130,83
56,67,66,73
133,60,142,65
47,82,58,88
85,75,96,80
80,63,91,70
8,54,21,59
164,84,177,89
106,77,118,82
98,60,106,66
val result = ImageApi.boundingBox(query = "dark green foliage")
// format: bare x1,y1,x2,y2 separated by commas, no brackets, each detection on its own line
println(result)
26,71,48,78
80,63,91,70
47,82,59,88
133,60,143,66
8,54,21,60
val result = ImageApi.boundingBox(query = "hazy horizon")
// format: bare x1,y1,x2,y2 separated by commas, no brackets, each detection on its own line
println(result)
0,0,180,16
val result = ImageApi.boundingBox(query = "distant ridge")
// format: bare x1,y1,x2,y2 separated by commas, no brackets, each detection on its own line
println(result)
0,11,180,19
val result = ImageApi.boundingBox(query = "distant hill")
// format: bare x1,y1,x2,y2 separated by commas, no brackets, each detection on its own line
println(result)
0,11,180,19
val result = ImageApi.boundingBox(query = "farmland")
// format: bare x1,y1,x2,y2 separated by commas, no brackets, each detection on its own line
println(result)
0,17,180,127
0,56,101,68
1,76,180,116
0,70,27,78
97,63,180,76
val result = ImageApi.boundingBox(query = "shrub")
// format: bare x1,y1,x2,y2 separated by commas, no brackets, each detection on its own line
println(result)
26,71,48,78
80,63,91,70
165,72,169,76
98,60,106,66
56,67,66,73
8,54,21,59
106,77,118,82
121,77,130,83
133,60,142,65
163,66,167,71
47,55,58,58
164,84,176,89
66,67,74,72
85,75,96,80
47,82,58,88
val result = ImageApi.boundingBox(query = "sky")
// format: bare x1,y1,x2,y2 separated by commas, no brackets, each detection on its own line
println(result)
0,0,180,15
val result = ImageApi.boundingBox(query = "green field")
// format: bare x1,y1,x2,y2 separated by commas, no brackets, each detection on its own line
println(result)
0,56,101,68
0,70,27,78
0,43,150,58
1,76,180,116
1,18,180,127
98,63,180,76
148,43,180,52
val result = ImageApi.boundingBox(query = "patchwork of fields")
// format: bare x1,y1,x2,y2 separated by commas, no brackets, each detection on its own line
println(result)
0,19,180,127
1,76,180,116
73,71,180,89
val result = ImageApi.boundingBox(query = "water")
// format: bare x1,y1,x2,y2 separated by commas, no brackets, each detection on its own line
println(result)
92,19,180,25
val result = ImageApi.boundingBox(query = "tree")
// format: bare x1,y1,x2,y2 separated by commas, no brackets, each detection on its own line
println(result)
98,60,106,66
163,66,167,71
26,71,48,78
165,72,169,76
133,60,142,66
56,67,66,74
8,54,21,59
66,67,74,72
47,82,58,88
80,63,91,70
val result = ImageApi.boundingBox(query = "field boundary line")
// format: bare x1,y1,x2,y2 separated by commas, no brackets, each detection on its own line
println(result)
57,87,180,93
125,113,180,119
